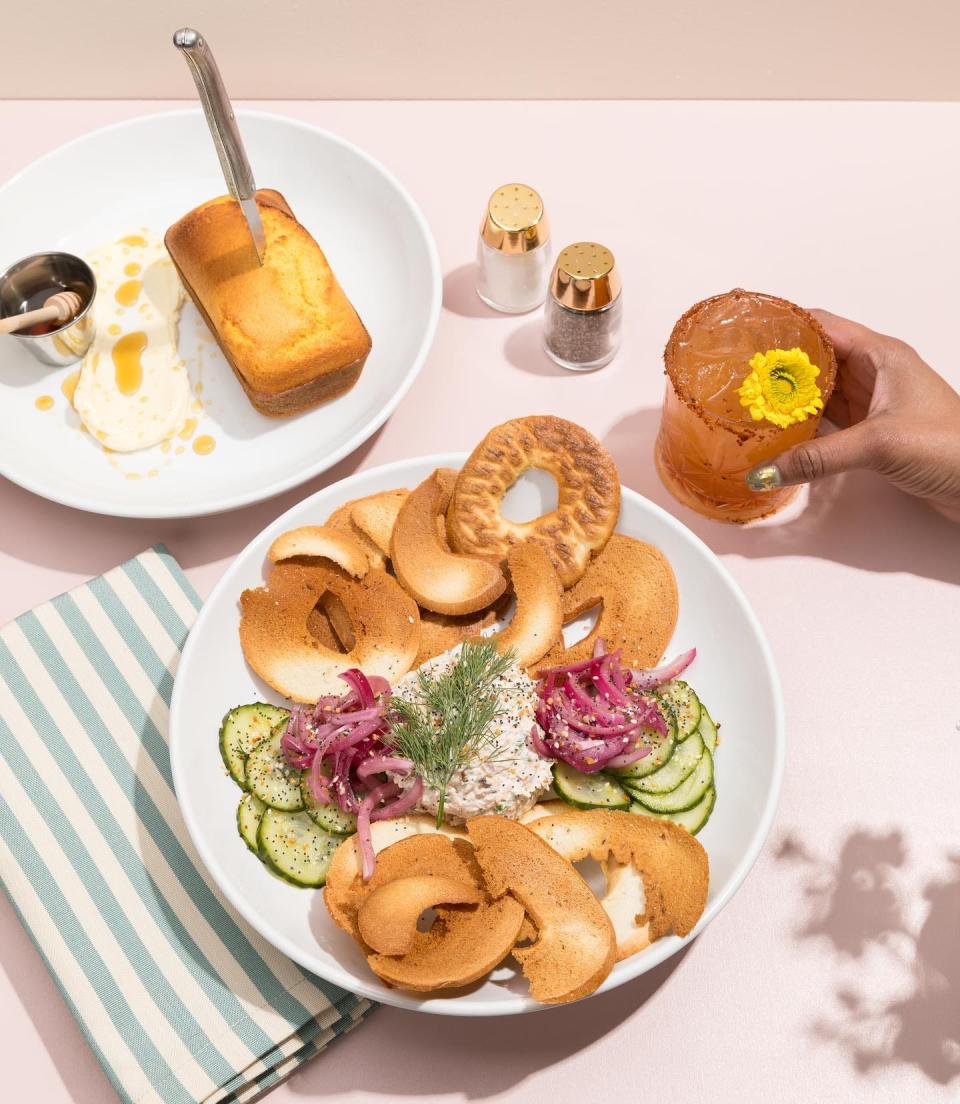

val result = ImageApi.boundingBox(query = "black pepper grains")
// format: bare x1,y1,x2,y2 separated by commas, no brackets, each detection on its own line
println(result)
542,241,623,372
544,296,623,371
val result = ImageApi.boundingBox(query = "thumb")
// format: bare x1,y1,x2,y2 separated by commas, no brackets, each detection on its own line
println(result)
746,422,881,491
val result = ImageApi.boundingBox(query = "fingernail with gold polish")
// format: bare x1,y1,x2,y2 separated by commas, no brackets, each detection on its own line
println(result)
746,463,783,492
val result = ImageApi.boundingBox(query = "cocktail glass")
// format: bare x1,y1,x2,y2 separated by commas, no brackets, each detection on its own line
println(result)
655,288,837,523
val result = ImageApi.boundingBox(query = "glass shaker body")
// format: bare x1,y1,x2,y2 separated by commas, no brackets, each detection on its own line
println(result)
543,242,623,372
543,293,623,371
476,235,552,314
475,183,551,314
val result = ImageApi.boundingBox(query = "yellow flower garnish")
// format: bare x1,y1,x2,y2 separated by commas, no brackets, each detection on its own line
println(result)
737,348,823,429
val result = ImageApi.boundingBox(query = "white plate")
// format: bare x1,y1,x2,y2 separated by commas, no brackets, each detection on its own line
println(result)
170,456,785,1015
0,111,440,518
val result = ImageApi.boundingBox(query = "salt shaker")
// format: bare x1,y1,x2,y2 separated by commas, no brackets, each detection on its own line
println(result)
476,183,551,313
543,242,622,372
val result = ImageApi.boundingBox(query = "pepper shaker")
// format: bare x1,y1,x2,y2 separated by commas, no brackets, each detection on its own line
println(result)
543,242,622,371
476,183,551,314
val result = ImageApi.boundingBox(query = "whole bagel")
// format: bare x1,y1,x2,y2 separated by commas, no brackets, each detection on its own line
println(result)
447,416,620,588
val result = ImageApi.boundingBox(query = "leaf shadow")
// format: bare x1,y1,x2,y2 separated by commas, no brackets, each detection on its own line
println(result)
777,828,960,1085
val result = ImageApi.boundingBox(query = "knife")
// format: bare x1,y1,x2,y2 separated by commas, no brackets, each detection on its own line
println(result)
173,27,267,265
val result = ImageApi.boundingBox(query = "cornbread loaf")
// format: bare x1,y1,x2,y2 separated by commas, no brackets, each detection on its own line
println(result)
165,188,371,416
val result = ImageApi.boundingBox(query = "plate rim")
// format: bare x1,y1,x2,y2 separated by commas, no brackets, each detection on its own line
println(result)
170,452,786,1016
0,108,442,520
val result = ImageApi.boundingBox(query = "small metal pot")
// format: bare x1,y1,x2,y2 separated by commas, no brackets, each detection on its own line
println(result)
0,251,97,367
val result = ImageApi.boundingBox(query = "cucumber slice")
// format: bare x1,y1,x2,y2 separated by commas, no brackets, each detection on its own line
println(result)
553,762,630,810
629,785,716,835
256,808,339,887
698,705,719,754
301,774,358,834
658,681,701,741
627,732,704,796
633,748,713,813
607,703,678,781
246,723,304,811
237,793,266,854
219,703,290,788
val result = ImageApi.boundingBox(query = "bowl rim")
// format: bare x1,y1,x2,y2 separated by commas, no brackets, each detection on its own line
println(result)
170,451,786,1016
0,108,442,519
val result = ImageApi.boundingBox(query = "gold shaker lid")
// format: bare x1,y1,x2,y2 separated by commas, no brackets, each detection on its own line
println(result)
550,242,621,311
480,183,549,253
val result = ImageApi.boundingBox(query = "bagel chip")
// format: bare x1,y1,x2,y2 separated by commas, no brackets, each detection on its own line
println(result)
328,832,524,992
541,534,679,670
351,489,408,556
267,525,371,577
414,606,499,668
358,875,481,955
368,894,524,992
325,817,467,942
528,810,709,959
488,542,563,668
392,469,507,616
326,495,394,571
239,562,420,702
321,591,356,651
466,815,616,1004
305,603,343,653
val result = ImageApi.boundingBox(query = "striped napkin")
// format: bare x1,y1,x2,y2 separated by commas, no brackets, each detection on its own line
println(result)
0,546,372,1104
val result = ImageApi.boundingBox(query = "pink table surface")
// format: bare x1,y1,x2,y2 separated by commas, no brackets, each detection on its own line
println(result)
1,100,959,1104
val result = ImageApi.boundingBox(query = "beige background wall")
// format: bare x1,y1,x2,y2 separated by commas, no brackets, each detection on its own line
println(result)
4,0,960,99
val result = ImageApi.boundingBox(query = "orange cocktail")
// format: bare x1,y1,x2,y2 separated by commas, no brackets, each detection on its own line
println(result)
655,288,837,523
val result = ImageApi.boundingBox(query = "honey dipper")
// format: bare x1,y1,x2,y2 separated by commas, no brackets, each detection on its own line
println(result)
0,289,83,335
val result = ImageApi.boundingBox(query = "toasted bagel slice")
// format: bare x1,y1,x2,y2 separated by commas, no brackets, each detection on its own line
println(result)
391,469,508,616
358,874,482,956
467,815,616,1004
357,836,524,992
415,605,500,667
239,561,419,702
325,493,400,571
528,810,709,959
369,892,523,992
488,542,563,668
327,830,523,992
350,489,408,556
448,416,620,588
540,534,679,670
267,525,371,577
305,602,343,652
325,816,467,942
320,590,356,651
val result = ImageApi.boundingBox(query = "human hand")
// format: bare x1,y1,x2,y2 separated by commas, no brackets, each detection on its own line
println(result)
746,310,960,522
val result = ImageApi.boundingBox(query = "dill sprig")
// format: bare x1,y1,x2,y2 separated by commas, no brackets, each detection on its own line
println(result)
388,641,516,826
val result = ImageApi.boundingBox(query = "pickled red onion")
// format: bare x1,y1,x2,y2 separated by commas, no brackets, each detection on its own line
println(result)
533,642,691,773
282,671,423,876
629,648,697,689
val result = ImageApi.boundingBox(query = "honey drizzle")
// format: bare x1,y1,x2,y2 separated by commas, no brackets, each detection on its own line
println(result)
111,332,147,396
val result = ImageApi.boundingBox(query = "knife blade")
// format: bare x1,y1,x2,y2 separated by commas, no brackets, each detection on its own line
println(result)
173,27,266,265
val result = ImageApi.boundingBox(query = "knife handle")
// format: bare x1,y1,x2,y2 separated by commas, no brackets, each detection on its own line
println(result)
173,27,256,202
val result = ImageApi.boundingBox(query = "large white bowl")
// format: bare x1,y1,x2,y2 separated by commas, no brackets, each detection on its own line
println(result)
0,110,440,518
170,456,785,1015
